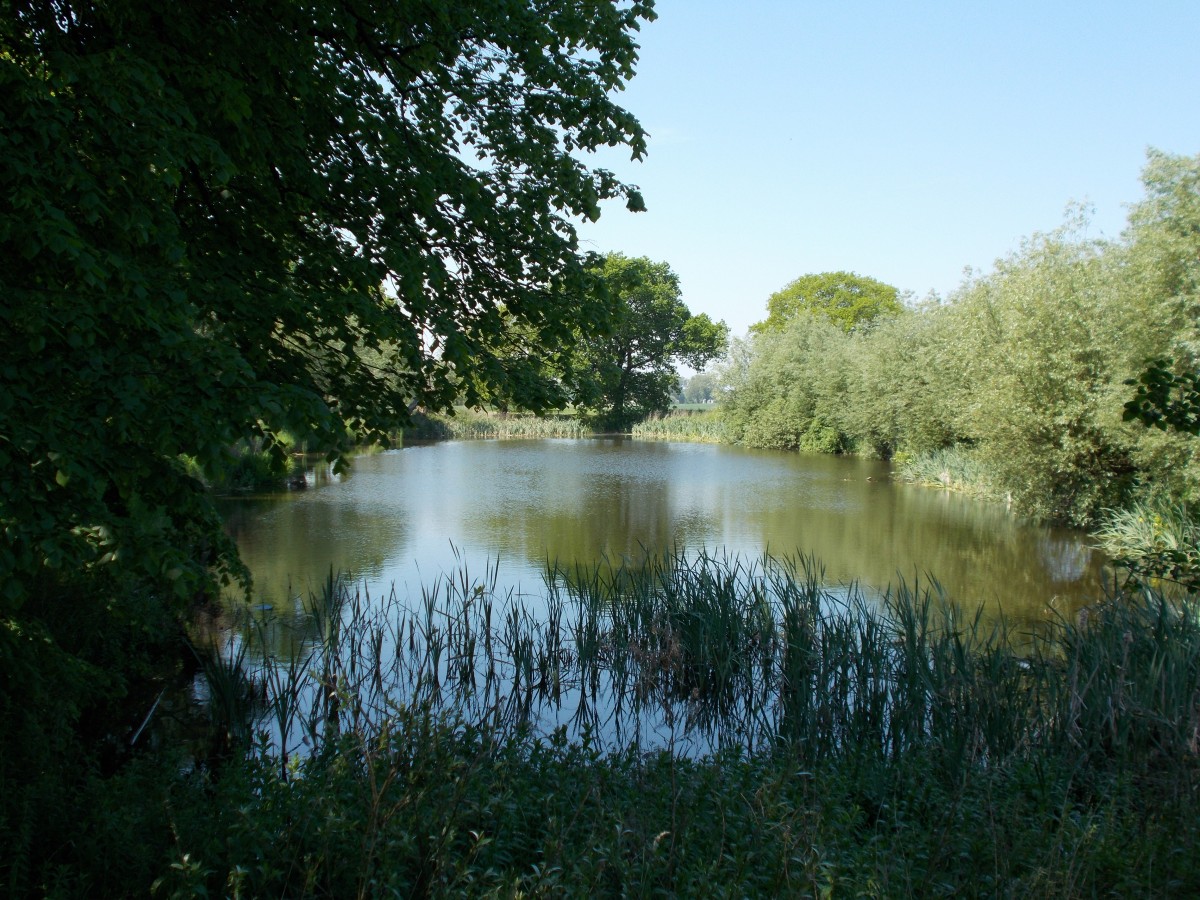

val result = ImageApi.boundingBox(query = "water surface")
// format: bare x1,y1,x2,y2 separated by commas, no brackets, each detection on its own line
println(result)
222,438,1105,624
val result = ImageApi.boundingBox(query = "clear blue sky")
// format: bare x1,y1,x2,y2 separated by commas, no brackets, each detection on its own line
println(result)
577,0,1200,338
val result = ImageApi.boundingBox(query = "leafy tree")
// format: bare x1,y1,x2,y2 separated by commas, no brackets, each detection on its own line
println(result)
1123,151,1200,437
574,254,727,431
722,152,1200,519
751,271,903,334
682,371,718,403
722,316,854,453
0,0,656,607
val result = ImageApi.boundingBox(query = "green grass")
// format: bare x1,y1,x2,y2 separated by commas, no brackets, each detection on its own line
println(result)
633,409,727,443
405,408,588,440
12,552,1200,896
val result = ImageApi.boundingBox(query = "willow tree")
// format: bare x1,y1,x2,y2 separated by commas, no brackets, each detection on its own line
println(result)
0,0,656,605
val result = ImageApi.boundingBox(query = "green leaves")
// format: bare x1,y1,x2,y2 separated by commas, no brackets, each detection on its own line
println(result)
1123,360,1200,435
751,272,904,335
1,0,656,607
571,254,728,432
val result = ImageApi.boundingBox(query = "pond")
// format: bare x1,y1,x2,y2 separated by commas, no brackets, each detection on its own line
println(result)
221,437,1107,626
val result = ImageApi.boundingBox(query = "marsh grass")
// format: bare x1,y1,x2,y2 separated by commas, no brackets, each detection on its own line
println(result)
632,409,726,442
1094,498,1200,591
894,444,997,498
198,550,1200,783
407,408,588,440
43,551,1200,897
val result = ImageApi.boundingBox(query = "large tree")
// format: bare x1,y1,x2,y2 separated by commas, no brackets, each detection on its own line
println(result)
0,0,656,605
574,254,727,431
751,271,903,334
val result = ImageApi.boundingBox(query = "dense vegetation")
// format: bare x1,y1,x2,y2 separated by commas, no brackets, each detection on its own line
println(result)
15,554,1200,896
1,0,654,607
1,1,657,893
722,151,1200,531
4,0,1198,894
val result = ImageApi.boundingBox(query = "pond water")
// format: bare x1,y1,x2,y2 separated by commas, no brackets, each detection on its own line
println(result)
221,438,1107,626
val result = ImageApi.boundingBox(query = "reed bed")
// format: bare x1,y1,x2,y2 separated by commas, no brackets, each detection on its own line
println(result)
412,408,588,440
140,551,1200,897
205,549,1200,777
1094,497,1200,590
894,444,997,497
632,409,726,442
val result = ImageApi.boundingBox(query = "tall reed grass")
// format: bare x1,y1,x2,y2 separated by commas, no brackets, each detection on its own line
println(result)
632,409,726,443
208,550,1200,777
1094,497,1200,590
894,444,996,497
107,551,1200,896
408,408,588,440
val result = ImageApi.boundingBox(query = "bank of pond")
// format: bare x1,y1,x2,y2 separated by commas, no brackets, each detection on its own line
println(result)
10,438,1199,896
14,549,1200,897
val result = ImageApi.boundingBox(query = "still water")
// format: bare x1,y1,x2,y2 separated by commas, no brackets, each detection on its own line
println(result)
221,438,1108,625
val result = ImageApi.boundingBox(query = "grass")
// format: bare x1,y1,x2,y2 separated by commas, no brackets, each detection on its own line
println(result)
405,408,588,441
894,444,997,498
632,409,726,443
1094,497,1200,591
13,551,1200,896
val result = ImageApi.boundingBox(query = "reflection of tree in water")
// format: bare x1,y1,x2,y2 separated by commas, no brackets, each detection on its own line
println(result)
1036,535,1094,583
467,468,681,568
221,490,408,608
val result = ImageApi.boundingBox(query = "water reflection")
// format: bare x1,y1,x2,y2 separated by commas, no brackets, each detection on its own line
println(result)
220,438,1108,625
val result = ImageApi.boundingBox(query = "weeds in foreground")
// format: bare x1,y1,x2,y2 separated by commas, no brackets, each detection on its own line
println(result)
14,552,1200,896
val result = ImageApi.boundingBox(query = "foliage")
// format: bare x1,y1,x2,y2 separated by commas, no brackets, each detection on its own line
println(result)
572,254,727,431
1094,497,1200,591
0,3,658,889
751,270,904,334
0,0,656,610
13,553,1200,895
1125,359,1200,433
680,370,718,403
722,317,856,453
722,151,1200,524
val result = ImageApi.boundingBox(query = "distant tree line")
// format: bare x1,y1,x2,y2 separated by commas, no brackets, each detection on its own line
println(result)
721,151,1200,527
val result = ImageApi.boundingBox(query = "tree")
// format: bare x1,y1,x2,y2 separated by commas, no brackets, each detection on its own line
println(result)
573,254,727,431
682,371,718,403
751,271,903,334
0,0,657,607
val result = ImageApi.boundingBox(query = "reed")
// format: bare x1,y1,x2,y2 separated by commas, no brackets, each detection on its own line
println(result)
1094,497,1200,590
197,549,1200,779
894,444,996,497
632,409,727,443
410,408,589,440
158,551,1200,896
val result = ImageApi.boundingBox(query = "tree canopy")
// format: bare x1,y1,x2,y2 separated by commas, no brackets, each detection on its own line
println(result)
573,254,727,431
751,271,903,334
0,0,657,606
724,151,1200,525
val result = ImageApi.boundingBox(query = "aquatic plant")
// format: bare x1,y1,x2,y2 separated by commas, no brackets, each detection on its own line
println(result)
632,410,727,443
